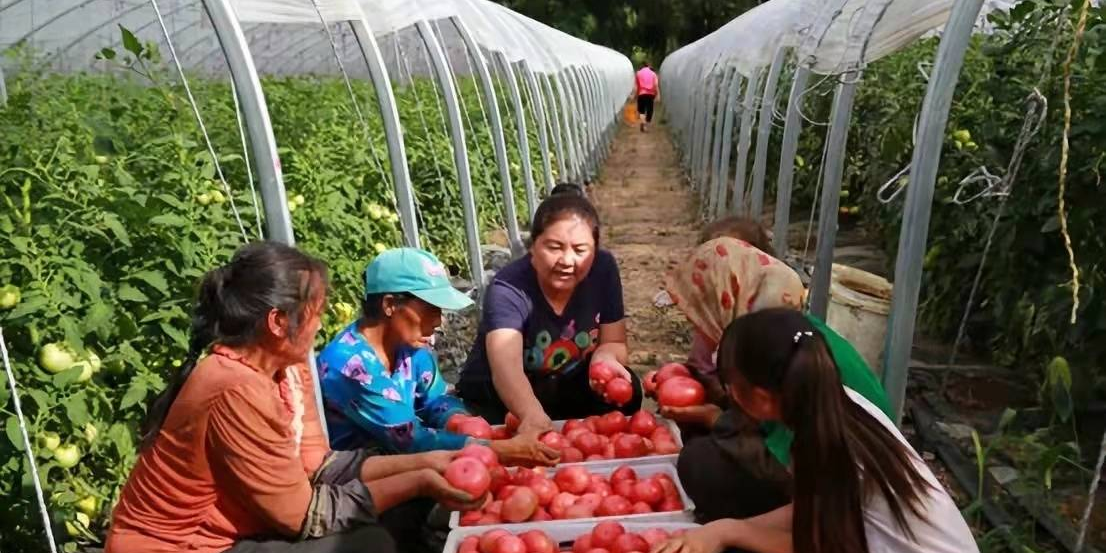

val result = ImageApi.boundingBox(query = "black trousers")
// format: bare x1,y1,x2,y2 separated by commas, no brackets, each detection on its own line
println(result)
637,94,656,122
676,409,791,523
459,361,644,424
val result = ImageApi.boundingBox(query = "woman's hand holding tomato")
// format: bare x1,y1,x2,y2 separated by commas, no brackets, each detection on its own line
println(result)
589,359,634,406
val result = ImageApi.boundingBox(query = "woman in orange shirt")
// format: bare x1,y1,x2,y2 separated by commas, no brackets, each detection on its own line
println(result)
106,241,481,553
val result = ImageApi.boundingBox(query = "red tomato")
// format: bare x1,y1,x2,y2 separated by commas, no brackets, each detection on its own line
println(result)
576,492,603,511
505,412,522,433
513,467,537,486
447,414,471,433
590,521,626,548
563,503,595,519
639,529,670,547
564,428,589,442
642,371,659,397
631,480,664,506
630,501,652,514
563,419,587,434
604,378,634,406
532,507,553,521
596,494,633,516
611,534,649,553
589,361,618,386
595,412,629,436
458,417,495,439
521,530,557,553
572,534,594,553
459,444,499,467
610,465,637,484
496,485,518,501
628,411,658,437
502,487,539,523
540,431,570,450
652,474,679,498
529,478,559,506
488,465,511,494
584,416,600,433
494,535,528,553
649,427,673,442
655,363,692,385
586,480,612,497
561,447,585,463
480,530,511,553
445,458,491,497
654,439,681,455
572,432,603,455
491,427,512,440
585,549,611,553
658,496,684,512
485,500,503,517
613,479,636,499
460,536,481,553
656,376,706,408
586,454,606,461
612,434,648,458
554,466,591,495
550,492,578,519
459,510,483,526
476,513,501,525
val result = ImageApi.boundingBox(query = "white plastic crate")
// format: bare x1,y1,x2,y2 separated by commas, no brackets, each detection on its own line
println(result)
443,521,701,553
448,461,695,529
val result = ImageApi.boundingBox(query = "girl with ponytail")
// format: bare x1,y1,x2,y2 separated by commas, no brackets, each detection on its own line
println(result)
652,308,977,553
107,241,483,553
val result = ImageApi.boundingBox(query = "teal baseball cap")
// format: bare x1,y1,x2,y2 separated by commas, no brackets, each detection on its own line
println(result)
364,248,474,311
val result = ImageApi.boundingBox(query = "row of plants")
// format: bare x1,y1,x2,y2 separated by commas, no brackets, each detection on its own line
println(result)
0,28,561,551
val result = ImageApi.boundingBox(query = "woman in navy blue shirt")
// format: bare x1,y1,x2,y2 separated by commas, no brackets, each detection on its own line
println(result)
458,187,642,437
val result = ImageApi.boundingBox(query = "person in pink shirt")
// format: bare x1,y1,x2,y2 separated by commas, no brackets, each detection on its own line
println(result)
635,62,659,132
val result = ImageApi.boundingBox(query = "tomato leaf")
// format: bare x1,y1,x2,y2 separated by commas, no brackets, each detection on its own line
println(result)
120,380,148,410
160,322,189,350
4,294,49,320
5,416,25,451
117,284,149,303
130,270,168,296
107,422,134,458
64,392,90,426
60,319,85,354
119,25,142,57
83,303,115,341
27,389,51,410
53,366,85,388
149,214,190,227
101,213,132,247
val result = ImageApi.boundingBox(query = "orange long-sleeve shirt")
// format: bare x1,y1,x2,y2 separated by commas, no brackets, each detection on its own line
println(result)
106,348,329,553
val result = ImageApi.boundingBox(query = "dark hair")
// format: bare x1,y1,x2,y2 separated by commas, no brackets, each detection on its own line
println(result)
529,190,601,248
140,241,328,449
550,182,587,198
698,216,775,257
360,291,414,325
717,309,933,553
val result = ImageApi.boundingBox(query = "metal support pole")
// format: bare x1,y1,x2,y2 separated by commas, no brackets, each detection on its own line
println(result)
883,0,987,423
520,62,556,193
552,72,583,182
0,64,6,106
698,73,721,195
349,20,419,247
714,72,744,219
415,20,484,295
732,70,762,215
772,67,811,256
492,53,538,227
708,68,733,216
540,73,569,181
808,75,859,319
566,67,595,180
750,48,788,218
450,16,522,254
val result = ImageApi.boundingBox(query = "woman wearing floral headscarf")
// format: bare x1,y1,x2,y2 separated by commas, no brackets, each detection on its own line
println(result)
662,235,893,522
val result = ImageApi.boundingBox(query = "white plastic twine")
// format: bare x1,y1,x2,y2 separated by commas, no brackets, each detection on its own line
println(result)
0,328,59,553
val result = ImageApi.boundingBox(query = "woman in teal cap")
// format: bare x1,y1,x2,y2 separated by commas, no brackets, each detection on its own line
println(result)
318,248,558,466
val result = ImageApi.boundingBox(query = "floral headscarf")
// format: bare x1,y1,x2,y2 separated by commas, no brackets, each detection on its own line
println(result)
664,237,805,345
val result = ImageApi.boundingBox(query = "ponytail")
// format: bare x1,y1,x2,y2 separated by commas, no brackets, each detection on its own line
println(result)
140,242,327,450
718,309,933,553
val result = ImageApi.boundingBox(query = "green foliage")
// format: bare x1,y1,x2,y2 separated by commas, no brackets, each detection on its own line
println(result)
0,37,552,549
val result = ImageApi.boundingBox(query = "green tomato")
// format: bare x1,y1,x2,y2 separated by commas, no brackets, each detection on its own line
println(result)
953,140,964,151
76,496,98,517
66,512,91,537
39,343,76,374
54,443,81,469
293,194,306,206
172,358,182,368
210,190,226,204
38,431,61,452
368,205,384,220
196,192,212,206
388,212,399,223
288,202,298,213
86,351,101,373
795,155,806,168
0,284,20,309
839,189,850,199
965,141,978,151
952,129,972,143
373,243,387,254
94,155,109,165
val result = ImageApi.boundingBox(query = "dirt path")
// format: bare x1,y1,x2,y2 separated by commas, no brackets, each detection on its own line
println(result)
589,122,699,374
